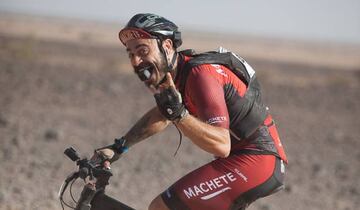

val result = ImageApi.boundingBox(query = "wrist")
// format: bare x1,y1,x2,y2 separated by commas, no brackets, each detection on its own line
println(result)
174,108,189,123
112,137,129,154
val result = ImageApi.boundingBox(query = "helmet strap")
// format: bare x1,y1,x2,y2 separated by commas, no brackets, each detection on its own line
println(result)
156,39,178,73
154,39,178,89
168,50,178,71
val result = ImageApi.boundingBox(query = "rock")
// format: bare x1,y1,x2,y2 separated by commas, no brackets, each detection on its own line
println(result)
12,137,19,147
0,191,4,203
311,163,322,177
13,187,22,194
349,186,359,196
44,129,58,141
284,184,292,193
260,204,271,210
335,162,349,179
0,115,7,128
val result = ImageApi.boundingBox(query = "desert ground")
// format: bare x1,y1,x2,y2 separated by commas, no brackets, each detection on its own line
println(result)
0,13,359,210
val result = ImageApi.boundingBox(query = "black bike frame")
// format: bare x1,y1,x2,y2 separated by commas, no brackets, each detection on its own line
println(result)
91,191,135,210
71,174,136,210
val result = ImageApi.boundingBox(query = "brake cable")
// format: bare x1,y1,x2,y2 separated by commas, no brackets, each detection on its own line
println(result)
69,178,78,205
59,174,78,210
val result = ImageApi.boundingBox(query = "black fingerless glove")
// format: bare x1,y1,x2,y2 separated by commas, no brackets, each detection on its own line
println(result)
154,87,188,122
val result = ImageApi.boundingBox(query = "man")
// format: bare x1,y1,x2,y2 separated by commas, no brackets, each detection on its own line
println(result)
95,13,288,210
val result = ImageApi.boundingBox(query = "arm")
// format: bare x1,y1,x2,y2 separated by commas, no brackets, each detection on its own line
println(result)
175,66,231,157
155,71,231,158
124,106,171,148
175,115,230,158
93,105,170,164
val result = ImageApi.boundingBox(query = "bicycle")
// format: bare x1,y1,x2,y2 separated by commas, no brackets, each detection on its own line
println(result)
59,142,285,210
59,146,136,210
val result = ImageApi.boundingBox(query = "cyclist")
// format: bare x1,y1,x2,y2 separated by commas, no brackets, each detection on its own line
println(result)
95,13,288,210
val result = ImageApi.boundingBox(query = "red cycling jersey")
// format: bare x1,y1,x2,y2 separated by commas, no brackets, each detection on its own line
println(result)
175,55,287,161
161,54,288,210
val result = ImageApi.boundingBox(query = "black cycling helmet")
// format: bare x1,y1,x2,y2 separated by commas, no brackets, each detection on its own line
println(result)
119,13,182,48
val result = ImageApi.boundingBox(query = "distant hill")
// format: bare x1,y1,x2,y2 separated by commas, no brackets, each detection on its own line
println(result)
1,12,359,71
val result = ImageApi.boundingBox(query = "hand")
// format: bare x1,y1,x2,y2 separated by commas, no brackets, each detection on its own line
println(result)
91,148,120,169
90,137,128,168
153,73,188,121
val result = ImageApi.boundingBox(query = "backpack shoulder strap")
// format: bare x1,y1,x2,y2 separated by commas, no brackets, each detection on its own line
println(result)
178,50,253,95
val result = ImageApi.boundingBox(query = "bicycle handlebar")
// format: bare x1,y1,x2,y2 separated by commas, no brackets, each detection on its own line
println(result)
59,146,113,210
60,141,135,210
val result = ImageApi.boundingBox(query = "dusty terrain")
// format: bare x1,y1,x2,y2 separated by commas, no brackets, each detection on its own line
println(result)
0,14,359,210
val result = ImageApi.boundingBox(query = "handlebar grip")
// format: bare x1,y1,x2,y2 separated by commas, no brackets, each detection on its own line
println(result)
64,147,81,162
78,167,89,179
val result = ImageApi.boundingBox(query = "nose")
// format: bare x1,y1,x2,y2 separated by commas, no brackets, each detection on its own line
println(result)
131,55,143,67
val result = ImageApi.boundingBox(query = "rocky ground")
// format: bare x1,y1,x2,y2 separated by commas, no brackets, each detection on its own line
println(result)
0,14,359,210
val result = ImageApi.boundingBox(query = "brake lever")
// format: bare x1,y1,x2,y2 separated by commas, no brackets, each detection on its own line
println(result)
58,171,79,199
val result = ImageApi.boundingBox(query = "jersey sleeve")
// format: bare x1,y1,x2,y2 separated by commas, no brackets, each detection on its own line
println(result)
185,64,230,129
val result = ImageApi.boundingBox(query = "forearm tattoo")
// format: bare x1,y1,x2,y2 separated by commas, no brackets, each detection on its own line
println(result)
125,113,153,147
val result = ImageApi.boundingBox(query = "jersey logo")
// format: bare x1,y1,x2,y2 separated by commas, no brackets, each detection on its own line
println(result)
212,64,228,77
207,116,227,125
230,52,256,78
200,187,231,200
182,172,237,200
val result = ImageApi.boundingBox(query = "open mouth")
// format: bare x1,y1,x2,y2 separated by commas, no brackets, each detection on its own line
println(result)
134,63,167,89
134,63,156,82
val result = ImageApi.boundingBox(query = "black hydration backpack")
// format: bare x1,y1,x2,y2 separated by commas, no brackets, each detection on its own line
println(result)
177,48,268,139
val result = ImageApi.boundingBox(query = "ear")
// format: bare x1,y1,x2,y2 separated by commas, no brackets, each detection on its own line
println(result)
162,39,174,55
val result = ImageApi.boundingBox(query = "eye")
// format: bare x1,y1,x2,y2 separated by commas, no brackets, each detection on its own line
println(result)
138,47,149,57
128,52,134,59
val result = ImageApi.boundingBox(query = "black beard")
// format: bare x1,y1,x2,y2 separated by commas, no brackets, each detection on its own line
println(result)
157,52,169,74
154,54,170,87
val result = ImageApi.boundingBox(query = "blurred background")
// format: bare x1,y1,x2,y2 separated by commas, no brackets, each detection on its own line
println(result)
0,1,359,210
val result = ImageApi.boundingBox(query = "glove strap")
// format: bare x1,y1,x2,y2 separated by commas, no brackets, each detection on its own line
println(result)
112,137,129,154
174,108,189,123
